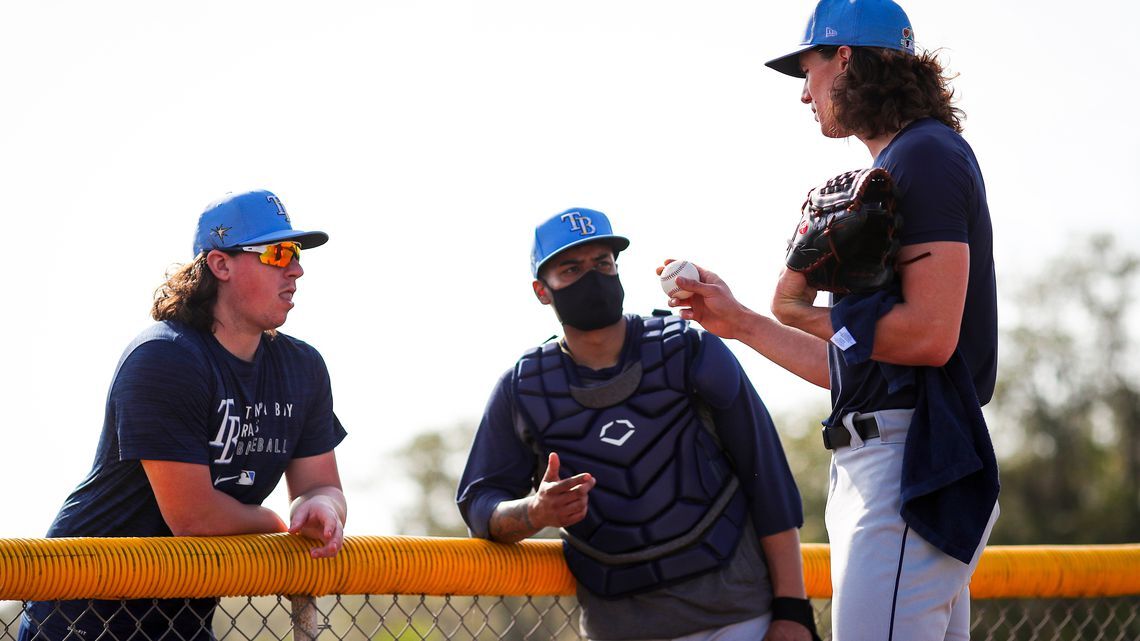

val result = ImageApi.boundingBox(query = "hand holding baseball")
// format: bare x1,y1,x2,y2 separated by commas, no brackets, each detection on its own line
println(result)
658,259,700,299
657,260,751,340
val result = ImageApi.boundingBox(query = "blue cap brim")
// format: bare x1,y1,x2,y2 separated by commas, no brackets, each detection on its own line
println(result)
765,44,816,78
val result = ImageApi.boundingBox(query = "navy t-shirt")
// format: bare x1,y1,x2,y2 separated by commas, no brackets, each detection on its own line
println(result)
828,118,998,417
22,321,346,641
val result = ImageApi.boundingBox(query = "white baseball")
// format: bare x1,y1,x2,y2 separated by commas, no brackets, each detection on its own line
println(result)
659,260,700,299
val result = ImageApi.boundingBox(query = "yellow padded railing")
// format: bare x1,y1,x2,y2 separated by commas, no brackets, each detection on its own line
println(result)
0,536,1137,601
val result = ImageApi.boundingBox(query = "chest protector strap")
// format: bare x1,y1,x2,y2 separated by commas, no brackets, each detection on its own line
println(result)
513,316,747,598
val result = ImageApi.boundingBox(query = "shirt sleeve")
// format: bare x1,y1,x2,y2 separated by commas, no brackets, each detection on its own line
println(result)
690,331,804,537
292,347,348,459
881,135,975,246
456,369,539,540
113,339,214,464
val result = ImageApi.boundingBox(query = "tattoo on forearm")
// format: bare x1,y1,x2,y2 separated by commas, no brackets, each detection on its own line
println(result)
491,501,537,542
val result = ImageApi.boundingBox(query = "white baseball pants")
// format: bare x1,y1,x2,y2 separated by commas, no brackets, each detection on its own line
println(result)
826,409,999,641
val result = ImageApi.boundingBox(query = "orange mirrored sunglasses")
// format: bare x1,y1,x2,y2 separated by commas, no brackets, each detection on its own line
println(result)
240,241,301,268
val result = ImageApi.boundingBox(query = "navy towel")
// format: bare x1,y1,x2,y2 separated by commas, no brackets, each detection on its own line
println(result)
830,291,1000,564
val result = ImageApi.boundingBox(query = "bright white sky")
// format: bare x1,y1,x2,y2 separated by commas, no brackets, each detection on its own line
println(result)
1,1,1137,538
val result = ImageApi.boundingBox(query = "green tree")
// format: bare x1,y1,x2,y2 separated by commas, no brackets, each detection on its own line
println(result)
393,421,475,537
987,234,1140,544
770,405,833,543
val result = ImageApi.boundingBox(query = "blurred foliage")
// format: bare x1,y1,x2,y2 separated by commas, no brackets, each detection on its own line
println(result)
398,236,1140,550
767,405,833,543
986,234,1140,545
394,423,474,537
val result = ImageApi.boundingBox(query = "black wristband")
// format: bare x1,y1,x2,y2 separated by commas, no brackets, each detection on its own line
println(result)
771,597,822,641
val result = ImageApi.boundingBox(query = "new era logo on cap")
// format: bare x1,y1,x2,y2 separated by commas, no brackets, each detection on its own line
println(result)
825,27,838,38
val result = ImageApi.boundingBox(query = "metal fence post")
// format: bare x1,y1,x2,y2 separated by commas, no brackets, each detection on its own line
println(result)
290,595,320,641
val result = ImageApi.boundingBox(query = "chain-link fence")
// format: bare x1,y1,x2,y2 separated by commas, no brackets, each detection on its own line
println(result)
4,595,1140,641
3,537,1139,641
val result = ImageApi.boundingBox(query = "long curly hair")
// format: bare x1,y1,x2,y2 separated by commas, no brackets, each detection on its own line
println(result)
151,252,219,332
819,45,964,139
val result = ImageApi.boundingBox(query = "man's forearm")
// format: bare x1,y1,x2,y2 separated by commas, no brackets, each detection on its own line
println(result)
760,528,808,598
168,493,289,536
488,497,541,543
143,459,290,536
736,310,831,389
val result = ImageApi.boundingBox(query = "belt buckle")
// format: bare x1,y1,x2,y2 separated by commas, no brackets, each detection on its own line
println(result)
821,422,855,450
821,424,836,450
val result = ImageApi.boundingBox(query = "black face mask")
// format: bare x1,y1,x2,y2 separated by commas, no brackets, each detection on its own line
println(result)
548,270,625,331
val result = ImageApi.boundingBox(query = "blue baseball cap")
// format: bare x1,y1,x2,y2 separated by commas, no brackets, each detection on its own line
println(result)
192,189,329,256
531,207,630,278
766,0,915,78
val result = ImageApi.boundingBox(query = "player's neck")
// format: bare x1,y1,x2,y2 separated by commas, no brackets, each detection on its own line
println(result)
210,315,264,362
860,121,909,160
562,316,628,370
861,134,891,160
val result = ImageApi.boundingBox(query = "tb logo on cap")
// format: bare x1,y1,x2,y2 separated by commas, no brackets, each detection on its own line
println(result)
561,211,596,236
267,195,291,222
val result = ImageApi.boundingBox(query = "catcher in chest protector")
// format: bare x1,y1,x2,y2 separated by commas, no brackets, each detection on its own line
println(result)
457,208,820,641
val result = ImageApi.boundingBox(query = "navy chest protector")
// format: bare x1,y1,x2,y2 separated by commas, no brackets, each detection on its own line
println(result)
512,316,747,598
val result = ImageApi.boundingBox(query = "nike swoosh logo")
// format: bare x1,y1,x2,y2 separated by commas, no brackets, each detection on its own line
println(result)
214,475,240,486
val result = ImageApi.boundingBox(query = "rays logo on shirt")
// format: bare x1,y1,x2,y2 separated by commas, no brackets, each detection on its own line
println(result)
210,399,241,464
210,398,296,464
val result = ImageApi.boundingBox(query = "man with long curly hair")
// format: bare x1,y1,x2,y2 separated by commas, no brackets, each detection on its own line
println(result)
19,190,348,641
667,1,999,639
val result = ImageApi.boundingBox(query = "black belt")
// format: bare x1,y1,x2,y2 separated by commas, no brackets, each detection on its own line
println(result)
822,416,880,450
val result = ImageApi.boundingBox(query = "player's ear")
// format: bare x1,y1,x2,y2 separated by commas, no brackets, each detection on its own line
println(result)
206,250,234,281
533,279,553,305
838,45,852,70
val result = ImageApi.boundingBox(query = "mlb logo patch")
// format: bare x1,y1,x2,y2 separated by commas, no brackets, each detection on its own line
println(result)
900,27,914,50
